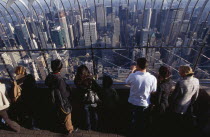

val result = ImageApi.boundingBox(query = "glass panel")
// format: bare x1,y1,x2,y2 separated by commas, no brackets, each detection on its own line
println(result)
0,0,209,83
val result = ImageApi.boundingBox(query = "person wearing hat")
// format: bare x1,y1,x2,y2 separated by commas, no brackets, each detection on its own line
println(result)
169,65,199,137
45,59,77,134
171,65,199,114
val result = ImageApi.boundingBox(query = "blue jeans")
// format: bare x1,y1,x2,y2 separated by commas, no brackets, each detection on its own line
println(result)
84,104,98,130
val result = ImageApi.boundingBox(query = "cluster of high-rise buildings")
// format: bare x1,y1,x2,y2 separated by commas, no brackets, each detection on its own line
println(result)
0,0,210,82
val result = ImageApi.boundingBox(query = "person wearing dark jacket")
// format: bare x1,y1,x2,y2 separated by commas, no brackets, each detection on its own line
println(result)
45,59,74,134
155,66,173,114
74,65,101,131
101,75,119,131
150,66,173,136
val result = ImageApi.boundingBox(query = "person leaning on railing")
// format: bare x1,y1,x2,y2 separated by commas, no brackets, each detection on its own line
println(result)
125,58,157,136
101,75,119,131
149,66,174,136
9,66,39,129
169,66,199,136
74,65,101,131
45,59,77,134
152,66,173,114
171,66,199,114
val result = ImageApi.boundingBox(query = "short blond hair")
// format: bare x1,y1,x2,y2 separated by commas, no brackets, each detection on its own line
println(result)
15,66,26,75
179,66,194,76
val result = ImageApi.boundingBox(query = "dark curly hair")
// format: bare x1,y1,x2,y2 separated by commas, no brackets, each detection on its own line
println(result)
158,66,171,81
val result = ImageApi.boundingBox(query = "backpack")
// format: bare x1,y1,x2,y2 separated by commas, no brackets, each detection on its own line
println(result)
11,80,22,102
51,88,72,114
83,89,100,105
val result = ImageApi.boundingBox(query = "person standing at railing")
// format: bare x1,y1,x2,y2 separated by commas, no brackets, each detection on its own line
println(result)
101,75,119,132
169,66,199,137
0,78,20,132
155,66,173,113
125,58,157,136
74,65,101,131
149,66,173,136
9,66,39,130
45,59,77,134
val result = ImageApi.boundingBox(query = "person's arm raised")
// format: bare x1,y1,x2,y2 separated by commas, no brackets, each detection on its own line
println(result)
125,65,136,85
127,65,136,78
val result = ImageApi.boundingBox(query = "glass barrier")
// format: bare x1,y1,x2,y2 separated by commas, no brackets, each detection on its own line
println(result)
0,0,209,84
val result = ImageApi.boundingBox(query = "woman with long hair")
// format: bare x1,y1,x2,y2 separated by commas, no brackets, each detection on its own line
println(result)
150,66,173,136
156,66,173,113
74,65,101,131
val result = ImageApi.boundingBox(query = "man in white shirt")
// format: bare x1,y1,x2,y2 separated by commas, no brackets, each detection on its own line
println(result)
125,58,157,136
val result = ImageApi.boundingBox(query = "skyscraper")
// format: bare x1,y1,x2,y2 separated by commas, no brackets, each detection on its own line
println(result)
150,9,158,29
106,6,113,16
30,34,39,49
96,4,107,28
163,8,184,36
0,23,4,35
14,24,28,49
83,21,97,47
140,29,150,46
74,15,83,38
8,23,14,34
84,8,91,20
143,8,152,29
50,26,64,48
59,12,71,48
35,56,47,80
39,31,48,49
30,61,40,81
68,25,75,48
119,5,128,46
180,20,190,34
21,24,31,41
112,17,120,47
